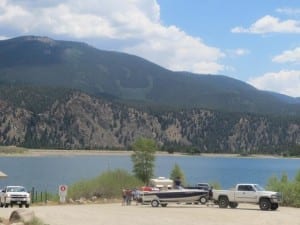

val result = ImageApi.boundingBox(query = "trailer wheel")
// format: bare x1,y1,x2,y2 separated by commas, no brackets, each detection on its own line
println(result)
151,199,160,207
199,196,207,205
218,196,229,208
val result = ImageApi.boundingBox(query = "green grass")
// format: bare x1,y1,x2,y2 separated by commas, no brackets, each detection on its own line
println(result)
30,191,59,204
0,146,26,154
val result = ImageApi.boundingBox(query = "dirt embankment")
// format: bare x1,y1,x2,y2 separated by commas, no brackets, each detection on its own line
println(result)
1,203,300,225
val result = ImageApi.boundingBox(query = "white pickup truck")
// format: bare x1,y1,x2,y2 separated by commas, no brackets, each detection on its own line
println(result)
0,186,31,208
212,184,281,210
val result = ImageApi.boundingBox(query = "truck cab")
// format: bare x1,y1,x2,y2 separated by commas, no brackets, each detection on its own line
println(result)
234,184,263,203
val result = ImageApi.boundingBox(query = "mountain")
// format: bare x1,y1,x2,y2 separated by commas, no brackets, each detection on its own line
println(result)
0,36,299,153
0,35,299,115
0,87,299,155
266,91,300,104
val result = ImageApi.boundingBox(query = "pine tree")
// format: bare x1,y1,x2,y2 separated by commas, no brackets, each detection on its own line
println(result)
170,163,186,186
131,137,157,184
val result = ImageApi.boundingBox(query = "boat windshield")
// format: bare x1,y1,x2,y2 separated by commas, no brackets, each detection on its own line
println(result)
254,184,265,191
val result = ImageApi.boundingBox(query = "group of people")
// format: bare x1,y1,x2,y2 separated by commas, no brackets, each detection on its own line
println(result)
122,188,141,206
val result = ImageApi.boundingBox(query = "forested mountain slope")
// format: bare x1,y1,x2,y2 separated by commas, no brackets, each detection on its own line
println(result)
1,36,299,115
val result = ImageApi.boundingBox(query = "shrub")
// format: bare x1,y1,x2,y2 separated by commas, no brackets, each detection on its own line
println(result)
266,170,300,207
68,169,143,200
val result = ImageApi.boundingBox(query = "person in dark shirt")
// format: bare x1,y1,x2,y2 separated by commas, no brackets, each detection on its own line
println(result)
174,177,182,189
209,186,213,200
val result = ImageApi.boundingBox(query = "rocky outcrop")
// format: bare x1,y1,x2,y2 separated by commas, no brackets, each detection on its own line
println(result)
0,99,31,145
9,209,35,225
0,92,299,154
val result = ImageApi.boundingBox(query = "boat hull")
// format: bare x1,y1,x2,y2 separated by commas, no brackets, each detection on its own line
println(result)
141,189,208,204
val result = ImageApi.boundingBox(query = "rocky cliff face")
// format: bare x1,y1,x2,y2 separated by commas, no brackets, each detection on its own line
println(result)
0,92,299,154
0,99,31,144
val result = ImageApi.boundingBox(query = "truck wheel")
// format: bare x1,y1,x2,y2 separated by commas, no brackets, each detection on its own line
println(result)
151,200,160,207
218,196,229,208
5,203,9,208
199,196,207,205
271,203,278,210
259,198,271,210
0,202,3,208
19,204,23,208
25,204,30,208
229,202,238,208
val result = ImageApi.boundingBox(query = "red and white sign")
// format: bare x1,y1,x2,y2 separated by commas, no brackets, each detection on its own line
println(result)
60,185,66,192
59,185,68,203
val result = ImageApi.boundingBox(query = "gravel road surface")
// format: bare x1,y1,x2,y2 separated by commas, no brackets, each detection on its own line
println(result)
0,203,299,225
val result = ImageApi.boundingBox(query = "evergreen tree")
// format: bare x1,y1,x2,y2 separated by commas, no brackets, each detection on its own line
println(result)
131,137,157,184
170,163,186,186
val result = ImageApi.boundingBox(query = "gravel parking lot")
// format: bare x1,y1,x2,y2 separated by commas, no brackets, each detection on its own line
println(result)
1,203,300,225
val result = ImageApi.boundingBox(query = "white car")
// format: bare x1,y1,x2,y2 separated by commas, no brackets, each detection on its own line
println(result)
0,186,31,208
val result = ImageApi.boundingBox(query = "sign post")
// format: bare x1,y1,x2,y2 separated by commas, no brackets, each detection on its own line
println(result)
58,185,68,203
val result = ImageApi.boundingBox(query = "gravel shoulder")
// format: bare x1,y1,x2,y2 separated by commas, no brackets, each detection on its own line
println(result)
1,203,300,225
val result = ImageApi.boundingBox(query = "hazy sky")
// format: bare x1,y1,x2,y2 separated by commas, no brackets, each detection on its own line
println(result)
1,0,300,97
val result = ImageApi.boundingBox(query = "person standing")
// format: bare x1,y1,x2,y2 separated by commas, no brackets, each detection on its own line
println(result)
133,188,141,205
174,176,182,189
122,189,126,206
125,189,132,205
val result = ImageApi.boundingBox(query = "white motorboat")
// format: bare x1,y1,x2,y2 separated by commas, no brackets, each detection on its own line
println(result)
140,187,208,207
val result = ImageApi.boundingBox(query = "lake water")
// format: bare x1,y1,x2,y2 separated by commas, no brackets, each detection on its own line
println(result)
0,155,299,193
